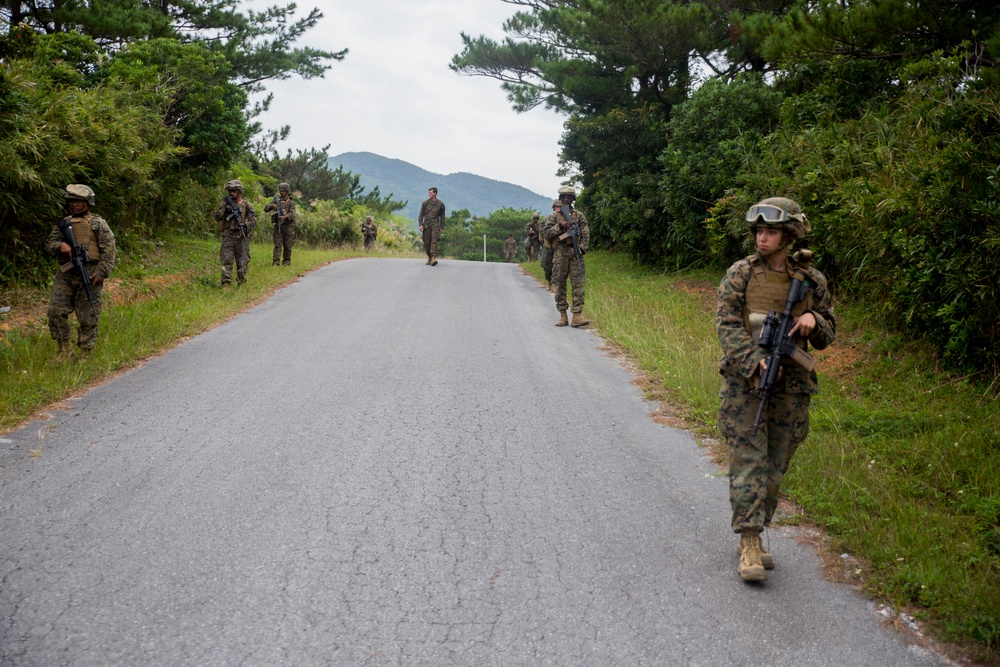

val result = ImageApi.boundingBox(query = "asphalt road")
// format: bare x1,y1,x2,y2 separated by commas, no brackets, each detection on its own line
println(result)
0,258,947,666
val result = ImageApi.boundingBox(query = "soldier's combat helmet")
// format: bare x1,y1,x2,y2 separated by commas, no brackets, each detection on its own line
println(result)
551,199,562,209
277,182,290,192
224,179,244,193
557,186,577,199
65,184,96,206
745,197,810,240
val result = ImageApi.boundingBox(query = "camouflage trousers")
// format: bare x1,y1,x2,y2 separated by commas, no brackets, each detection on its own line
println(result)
272,222,294,266
47,269,103,349
364,236,376,251
526,238,539,261
551,244,585,313
718,375,811,533
221,235,250,285
540,245,554,282
422,224,441,259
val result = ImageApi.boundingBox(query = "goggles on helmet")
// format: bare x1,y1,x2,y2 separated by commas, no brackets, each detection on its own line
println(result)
745,204,790,224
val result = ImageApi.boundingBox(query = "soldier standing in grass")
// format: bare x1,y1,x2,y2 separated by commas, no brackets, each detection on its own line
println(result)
213,179,256,287
46,184,117,361
362,216,378,251
716,197,836,582
417,186,445,266
264,182,296,266
525,213,540,261
502,234,517,262
543,186,589,328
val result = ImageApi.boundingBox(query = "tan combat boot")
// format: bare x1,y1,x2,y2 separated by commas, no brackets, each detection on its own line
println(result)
738,529,768,582
430,255,438,266
425,257,432,265
48,340,73,365
737,534,774,569
571,313,590,328
555,311,569,327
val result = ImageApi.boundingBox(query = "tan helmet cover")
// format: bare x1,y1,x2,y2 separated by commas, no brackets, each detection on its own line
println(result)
65,184,95,206
750,196,810,240
557,186,577,198
277,182,290,192
225,179,244,193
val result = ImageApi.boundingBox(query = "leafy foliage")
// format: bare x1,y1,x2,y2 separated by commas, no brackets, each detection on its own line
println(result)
0,39,183,283
716,55,1000,371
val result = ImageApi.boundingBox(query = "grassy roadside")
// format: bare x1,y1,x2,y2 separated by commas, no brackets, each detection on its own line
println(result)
0,235,410,432
526,252,1000,663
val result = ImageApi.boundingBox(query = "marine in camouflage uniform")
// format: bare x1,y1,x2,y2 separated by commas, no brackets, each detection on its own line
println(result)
417,186,445,266
502,234,517,262
46,184,117,360
539,204,557,286
524,213,540,262
542,187,590,328
361,216,378,252
263,182,297,266
213,179,257,286
717,197,835,582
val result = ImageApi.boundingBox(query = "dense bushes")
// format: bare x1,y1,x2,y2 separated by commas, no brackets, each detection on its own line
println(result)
0,40,184,284
712,56,1000,371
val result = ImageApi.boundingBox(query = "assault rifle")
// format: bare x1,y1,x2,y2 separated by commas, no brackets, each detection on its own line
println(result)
273,195,285,231
225,194,248,238
56,217,100,319
559,204,583,263
750,272,816,435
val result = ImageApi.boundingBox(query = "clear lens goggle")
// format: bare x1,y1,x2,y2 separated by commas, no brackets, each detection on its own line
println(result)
745,204,790,224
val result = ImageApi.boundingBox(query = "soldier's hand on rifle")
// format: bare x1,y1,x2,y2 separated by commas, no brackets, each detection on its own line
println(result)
758,357,783,387
789,312,817,338
90,272,102,287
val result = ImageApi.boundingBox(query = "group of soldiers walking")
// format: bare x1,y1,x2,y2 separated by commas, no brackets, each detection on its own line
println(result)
41,176,833,586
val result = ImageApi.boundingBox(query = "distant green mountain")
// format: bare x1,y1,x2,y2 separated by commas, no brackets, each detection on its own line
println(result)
328,152,552,222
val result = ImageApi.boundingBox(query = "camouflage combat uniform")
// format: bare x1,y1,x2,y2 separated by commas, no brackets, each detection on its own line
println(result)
717,252,835,534
362,219,378,251
503,236,517,262
46,212,117,350
543,206,589,315
264,193,297,266
525,216,540,262
418,195,445,263
214,197,257,285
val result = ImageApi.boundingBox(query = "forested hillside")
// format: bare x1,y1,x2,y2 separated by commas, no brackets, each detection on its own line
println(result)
328,152,552,221
454,0,1000,375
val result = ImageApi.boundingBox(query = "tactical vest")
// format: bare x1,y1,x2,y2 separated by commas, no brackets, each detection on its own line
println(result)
70,214,101,261
225,201,251,233
742,254,813,345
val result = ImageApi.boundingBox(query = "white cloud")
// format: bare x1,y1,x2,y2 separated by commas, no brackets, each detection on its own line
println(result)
251,0,567,197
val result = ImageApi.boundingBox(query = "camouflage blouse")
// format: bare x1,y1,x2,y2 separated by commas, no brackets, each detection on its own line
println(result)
716,254,836,395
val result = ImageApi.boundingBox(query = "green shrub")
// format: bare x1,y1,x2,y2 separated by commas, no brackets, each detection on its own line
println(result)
715,55,1000,371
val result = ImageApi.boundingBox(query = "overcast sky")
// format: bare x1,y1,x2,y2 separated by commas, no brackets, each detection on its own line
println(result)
251,0,568,198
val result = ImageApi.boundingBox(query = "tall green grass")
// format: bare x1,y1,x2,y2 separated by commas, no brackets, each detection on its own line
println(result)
527,252,1000,661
